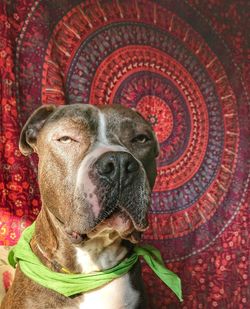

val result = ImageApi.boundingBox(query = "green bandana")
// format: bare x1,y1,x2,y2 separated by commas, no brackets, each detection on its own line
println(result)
9,222,183,301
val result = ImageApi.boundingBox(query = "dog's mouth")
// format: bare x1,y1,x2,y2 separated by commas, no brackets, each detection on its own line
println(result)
65,210,148,245
94,210,148,243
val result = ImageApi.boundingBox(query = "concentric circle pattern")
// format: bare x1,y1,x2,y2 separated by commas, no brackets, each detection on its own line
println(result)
137,95,174,143
15,0,245,263
1,0,248,307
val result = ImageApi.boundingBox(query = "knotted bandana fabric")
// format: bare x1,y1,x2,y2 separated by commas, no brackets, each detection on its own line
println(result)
9,223,183,301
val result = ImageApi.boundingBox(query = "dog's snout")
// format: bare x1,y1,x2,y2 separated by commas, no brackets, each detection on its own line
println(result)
95,151,139,185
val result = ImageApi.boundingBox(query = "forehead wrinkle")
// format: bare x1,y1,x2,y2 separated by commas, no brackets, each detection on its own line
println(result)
45,105,99,130
47,116,92,128
105,117,151,142
42,119,88,138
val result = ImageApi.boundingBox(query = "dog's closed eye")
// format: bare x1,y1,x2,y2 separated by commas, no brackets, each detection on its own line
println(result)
57,136,76,144
131,134,150,144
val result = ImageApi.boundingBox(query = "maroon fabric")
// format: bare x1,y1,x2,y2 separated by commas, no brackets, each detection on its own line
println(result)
0,1,249,308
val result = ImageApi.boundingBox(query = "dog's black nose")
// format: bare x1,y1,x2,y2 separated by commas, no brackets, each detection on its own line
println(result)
95,151,140,185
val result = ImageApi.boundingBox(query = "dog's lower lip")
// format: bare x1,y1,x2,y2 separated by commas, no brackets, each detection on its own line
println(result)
119,209,149,232
104,210,149,233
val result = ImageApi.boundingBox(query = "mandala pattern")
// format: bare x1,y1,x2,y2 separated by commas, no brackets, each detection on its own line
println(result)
38,1,241,246
0,1,249,308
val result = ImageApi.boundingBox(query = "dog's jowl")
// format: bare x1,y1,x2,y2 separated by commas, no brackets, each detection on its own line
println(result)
1,104,159,309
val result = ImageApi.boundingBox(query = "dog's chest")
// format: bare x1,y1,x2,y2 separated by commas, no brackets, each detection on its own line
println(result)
76,274,139,309
73,232,140,308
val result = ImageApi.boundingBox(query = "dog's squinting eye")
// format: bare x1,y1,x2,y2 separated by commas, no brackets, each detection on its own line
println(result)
131,134,150,144
57,136,74,144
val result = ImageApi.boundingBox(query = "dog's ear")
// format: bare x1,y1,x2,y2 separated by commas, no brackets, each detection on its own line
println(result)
19,105,56,156
153,132,160,158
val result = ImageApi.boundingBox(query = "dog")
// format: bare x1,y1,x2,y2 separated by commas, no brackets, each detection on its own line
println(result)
1,104,159,309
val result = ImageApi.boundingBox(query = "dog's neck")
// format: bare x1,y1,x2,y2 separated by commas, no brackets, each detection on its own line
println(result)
30,207,130,274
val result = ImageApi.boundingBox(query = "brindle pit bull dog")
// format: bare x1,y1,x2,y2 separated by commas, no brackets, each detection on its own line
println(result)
1,104,159,309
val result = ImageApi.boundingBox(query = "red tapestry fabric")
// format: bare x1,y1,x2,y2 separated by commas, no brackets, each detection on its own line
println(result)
0,0,249,308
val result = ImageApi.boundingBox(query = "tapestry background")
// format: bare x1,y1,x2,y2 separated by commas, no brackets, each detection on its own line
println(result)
0,0,249,308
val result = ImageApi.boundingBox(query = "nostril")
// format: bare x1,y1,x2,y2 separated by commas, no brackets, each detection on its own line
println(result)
98,160,115,175
126,159,139,173
103,162,115,174
95,152,140,183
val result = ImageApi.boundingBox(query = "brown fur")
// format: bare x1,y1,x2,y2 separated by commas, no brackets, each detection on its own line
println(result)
1,104,158,309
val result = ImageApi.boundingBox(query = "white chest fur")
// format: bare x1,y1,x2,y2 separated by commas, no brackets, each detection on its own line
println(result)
77,274,139,309
75,232,140,309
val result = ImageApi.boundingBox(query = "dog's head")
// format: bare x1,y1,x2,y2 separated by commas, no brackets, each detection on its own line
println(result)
20,104,159,244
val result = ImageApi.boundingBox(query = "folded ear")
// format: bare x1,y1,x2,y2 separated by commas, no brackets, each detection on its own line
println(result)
19,105,57,156
153,132,160,158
